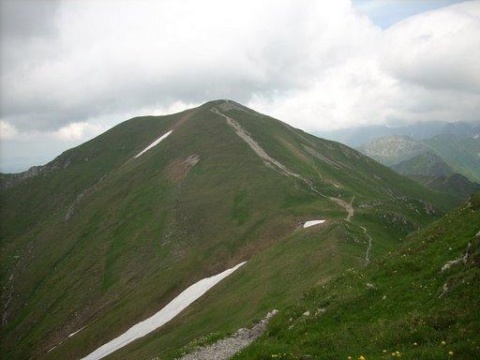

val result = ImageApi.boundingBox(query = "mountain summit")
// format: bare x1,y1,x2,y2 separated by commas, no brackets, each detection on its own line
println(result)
0,100,456,360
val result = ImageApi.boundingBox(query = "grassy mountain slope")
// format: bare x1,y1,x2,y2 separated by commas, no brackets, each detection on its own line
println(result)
410,174,480,202
234,193,480,360
423,134,480,183
392,151,454,178
357,134,480,200
357,134,480,184
0,100,457,360
392,152,480,201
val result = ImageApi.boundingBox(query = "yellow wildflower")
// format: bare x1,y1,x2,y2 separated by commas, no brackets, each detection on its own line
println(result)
448,350,454,356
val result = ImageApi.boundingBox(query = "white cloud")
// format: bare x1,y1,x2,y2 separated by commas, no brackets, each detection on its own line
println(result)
2,0,371,130
383,1,480,92
0,120,18,139
1,0,479,171
54,122,106,141
249,1,480,131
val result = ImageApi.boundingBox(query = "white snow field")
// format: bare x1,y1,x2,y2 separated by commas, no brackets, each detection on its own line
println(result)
303,220,326,228
134,130,173,159
80,262,246,360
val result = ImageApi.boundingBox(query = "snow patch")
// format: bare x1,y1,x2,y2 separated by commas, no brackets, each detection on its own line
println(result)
68,326,86,338
303,220,325,228
80,262,246,360
134,130,173,159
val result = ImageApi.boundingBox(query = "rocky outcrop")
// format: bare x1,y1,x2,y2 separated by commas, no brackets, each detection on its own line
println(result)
0,151,74,190
177,310,278,360
358,135,427,166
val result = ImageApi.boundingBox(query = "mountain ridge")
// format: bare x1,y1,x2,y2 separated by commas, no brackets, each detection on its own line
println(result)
0,100,458,360
353,133,480,201
315,121,480,148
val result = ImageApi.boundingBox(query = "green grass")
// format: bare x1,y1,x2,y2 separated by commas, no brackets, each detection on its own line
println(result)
0,100,459,360
233,193,480,360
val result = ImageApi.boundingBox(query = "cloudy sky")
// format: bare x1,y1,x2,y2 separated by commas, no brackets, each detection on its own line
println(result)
1,0,479,172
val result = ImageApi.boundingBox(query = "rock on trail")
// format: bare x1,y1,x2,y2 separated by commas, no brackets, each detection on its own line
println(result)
177,310,278,360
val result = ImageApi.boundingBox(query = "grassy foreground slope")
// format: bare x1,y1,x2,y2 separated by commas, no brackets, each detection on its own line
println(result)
1,100,457,360
235,193,480,360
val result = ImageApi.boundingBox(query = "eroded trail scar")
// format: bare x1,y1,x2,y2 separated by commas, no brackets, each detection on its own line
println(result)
213,107,373,265
329,196,355,222
360,226,373,266
211,108,301,178
177,310,278,360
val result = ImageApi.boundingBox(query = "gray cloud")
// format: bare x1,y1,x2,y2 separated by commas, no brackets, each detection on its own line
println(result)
3,0,341,130
0,0,60,38
383,1,480,92
1,0,479,140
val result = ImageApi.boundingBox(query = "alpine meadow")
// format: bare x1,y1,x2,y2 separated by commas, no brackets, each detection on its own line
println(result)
3,100,477,360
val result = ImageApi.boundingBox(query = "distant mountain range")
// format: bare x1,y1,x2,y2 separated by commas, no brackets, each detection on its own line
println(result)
316,121,480,148
318,122,480,201
0,100,458,360
392,152,480,200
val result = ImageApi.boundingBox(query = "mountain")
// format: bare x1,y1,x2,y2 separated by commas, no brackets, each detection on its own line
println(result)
316,121,480,148
392,152,480,200
423,134,480,184
0,100,457,360
234,192,480,359
417,173,480,201
357,135,427,167
392,151,454,178
356,133,480,199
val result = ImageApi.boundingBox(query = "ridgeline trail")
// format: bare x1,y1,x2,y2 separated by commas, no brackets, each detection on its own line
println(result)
213,106,373,267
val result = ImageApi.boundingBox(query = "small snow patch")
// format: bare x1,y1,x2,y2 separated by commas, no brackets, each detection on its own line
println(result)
135,130,173,159
69,326,86,338
80,262,246,360
303,220,325,228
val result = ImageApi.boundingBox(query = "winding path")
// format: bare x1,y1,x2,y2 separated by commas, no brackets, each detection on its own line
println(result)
360,226,373,265
212,106,373,265
329,196,355,222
